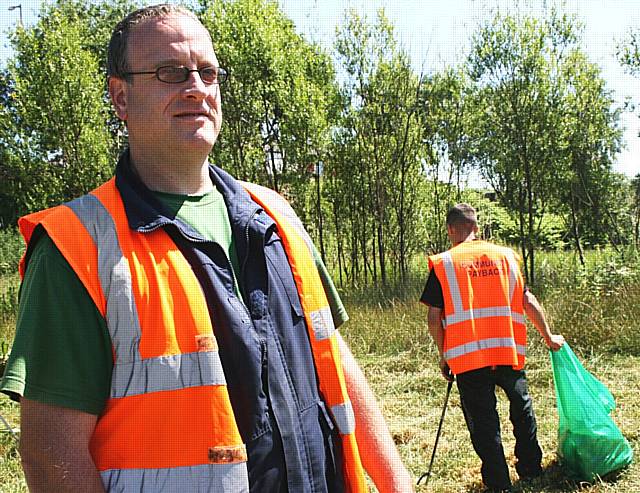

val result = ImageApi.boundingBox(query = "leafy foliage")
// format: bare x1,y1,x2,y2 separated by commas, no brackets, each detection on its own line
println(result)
199,0,339,212
0,0,134,226
332,9,434,286
617,28,640,76
556,50,624,259
418,68,475,253
0,0,635,288
0,229,23,277
465,11,623,282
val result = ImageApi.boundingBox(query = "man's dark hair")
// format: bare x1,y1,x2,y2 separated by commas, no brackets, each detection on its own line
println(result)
107,4,200,82
446,203,478,228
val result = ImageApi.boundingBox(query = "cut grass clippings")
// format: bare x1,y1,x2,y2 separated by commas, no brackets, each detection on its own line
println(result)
346,338,639,493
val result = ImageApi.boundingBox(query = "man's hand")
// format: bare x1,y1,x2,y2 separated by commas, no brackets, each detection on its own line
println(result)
439,357,454,382
546,333,565,351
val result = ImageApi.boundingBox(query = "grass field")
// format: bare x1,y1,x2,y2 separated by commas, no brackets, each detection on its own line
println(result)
0,244,638,492
343,302,639,493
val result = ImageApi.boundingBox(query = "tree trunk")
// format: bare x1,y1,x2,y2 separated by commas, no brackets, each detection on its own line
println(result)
524,155,535,286
570,187,585,266
635,206,640,249
268,146,279,193
332,199,344,287
315,173,325,262
377,220,385,287
518,188,530,282
350,221,358,287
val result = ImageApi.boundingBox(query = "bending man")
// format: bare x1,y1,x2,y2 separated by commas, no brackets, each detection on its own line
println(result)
420,203,564,493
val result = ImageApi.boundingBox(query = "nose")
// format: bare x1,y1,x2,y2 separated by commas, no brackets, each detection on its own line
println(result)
182,71,209,100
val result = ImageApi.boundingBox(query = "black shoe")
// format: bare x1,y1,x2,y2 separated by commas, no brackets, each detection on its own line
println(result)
518,466,543,480
484,486,512,493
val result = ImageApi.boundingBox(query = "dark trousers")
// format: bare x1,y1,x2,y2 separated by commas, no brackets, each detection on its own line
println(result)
456,366,543,490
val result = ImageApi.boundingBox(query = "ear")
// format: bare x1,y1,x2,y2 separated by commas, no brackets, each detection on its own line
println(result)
108,76,128,121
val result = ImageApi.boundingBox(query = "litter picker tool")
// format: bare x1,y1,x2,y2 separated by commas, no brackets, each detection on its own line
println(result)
417,377,454,487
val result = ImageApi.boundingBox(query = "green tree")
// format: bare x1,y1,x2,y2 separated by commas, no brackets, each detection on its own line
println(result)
0,2,120,225
617,30,640,250
418,68,474,253
632,175,640,248
334,8,428,286
466,12,581,284
372,54,426,283
617,28,640,76
557,50,623,261
0,0,136,226
199,0,339,217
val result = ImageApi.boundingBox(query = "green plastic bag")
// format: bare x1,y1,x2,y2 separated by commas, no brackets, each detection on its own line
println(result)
550,343,633,481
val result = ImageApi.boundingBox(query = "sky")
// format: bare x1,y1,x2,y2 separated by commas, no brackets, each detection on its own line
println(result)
0,0,639,178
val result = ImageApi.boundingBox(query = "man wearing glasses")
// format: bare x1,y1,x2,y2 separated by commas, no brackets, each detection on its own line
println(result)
0,4,413,493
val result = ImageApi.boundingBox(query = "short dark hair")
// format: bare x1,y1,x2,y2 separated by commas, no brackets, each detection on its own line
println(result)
446,203,477,228
107,4,200,82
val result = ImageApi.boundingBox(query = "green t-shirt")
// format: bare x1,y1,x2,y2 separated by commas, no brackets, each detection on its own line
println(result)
0,190,347,415
154,188,243,297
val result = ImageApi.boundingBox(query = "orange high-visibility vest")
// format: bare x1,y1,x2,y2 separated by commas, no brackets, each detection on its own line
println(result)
428,240,527,375
19,178,367,493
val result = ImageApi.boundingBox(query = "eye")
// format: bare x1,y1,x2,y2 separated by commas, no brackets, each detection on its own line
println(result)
161,66,184,75
157,66,187,82
199,67,218,83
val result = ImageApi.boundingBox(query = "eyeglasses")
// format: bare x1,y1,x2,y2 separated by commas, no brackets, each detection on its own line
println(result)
124,66,229,85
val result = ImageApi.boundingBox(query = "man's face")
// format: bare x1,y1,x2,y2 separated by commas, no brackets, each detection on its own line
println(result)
110,14,222,157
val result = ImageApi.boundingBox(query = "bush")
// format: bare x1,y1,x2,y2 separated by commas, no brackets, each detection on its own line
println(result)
0,229,23,277
535,247,640,355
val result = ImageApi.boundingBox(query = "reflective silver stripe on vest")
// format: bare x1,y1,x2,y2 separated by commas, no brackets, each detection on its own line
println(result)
310,306,336,341
444,337,526,361
441,252,464,315
66,195,143,364
505,250,519,303
331,401,356,435
445,306,513,326
111,351,227,398
445,307,526,327
67,194,228,399
101,462,249,493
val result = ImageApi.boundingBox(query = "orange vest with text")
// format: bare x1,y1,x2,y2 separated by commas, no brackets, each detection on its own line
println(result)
428,240,527,375
18,178,367,493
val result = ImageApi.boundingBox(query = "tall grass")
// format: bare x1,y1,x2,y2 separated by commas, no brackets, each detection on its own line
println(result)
535,247,640,355
0,229,22,491
0,228,22,376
